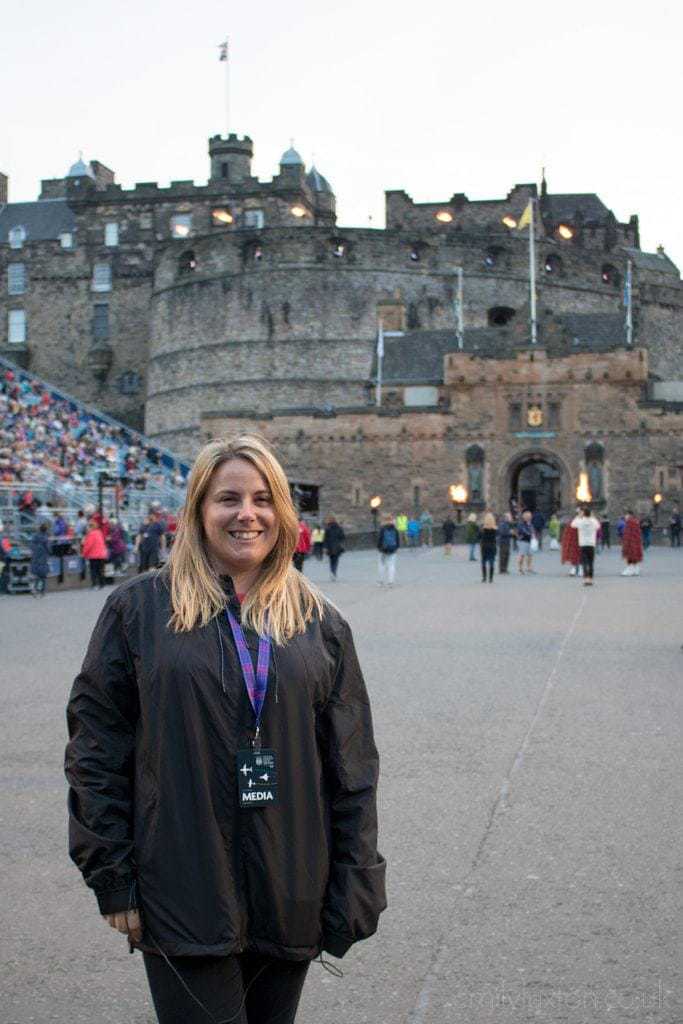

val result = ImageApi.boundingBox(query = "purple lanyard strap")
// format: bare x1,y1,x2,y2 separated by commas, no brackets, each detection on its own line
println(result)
225,609,271,731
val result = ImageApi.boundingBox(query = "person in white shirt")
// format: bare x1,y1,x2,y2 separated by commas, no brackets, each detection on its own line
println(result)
571,507,601,586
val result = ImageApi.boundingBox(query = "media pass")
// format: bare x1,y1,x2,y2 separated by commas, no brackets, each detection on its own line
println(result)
236,749,278,808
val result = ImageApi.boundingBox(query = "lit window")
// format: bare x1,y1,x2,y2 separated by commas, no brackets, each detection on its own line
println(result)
92,262,112,292
330,237,348,258
502,215,517,229
170,214,192,238
8,309,26,343
105,222,119,246
290,204,307,218
92,304,109,341
557,224,574,240
601,263,620,287
212,208,234,226
244,209,264,229
60,232,73,249
9,226,26,249
8,264,26,296
409,244,422,262
435,210,453,223
252,245,263,262
484,246,505,269
179,250,197,273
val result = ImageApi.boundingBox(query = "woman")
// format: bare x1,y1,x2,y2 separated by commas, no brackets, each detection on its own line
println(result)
442,515,456,555
30,522,50,596
311,523,325,561
479,511,497,583
516,510,535,575
560,510,581,577
107,517,128,573
377,513,400,586
81,517,108,588
622,510,644,576
292,517,311,573
323,514,345,581
571,507,600,586
497,512,512,574
65,435,386,1024
465,513,479,561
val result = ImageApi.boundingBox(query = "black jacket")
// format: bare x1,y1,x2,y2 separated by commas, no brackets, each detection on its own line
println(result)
323,522,345,557
65,572,386,960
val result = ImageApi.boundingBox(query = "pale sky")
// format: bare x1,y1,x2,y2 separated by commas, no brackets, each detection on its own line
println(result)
2,0,681,266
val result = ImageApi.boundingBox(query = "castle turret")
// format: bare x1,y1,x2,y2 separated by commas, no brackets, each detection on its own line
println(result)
209,134,253,183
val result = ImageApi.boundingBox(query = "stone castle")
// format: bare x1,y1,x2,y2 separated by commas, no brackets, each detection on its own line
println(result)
1,133,682,527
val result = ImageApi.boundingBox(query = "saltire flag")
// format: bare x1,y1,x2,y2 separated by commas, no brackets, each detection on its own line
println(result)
219,40,228,61
517,201,532,230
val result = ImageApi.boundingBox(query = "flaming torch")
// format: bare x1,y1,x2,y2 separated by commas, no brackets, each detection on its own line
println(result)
576,473,592,504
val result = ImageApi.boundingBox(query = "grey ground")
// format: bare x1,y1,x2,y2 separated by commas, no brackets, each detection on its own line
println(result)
2,544,681,1024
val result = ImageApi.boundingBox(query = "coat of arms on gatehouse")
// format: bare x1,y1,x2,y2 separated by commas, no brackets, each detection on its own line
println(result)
527,404,543,427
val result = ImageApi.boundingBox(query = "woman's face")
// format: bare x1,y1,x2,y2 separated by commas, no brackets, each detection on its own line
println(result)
201,457,279,578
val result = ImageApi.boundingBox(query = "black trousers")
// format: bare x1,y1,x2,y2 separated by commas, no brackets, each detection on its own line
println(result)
580,545,595,578
143,951,310,1024
328,553,341,577
499,541,510,573
89,558,105,587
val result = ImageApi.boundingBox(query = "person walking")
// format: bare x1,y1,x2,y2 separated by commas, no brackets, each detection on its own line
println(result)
531,509,546,551
81,518,108,588
442,515,456,555
323,514,345,581
311,522,325,560
419,509,434,547
479,511,497,583
65,434,386,1024
561,511,582,576
516,510,535,574
395,512,408,548
292,517,311,573
136,512,166,573
621,510,644,576
377,513,400,586
30,523,50,596
407,516,421,549
108,518,128,574
571,507,600,586
465,514,479,561
497,512,513,574
599,514,611,551
639,514,653,550
548,513,560,551
669,507,681,548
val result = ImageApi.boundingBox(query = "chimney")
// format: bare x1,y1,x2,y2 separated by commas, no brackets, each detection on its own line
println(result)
0,172,7,205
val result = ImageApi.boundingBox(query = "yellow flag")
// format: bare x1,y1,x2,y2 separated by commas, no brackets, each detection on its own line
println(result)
517,201,532,229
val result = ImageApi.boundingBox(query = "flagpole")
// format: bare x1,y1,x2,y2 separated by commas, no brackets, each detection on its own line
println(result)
529,198,538,345
625,259,633,346
375,323,384,407
455,267,464,350
225,41,230,135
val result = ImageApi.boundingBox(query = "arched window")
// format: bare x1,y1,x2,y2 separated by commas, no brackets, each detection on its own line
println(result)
178,250,197,274
487,306,516,326
601,263,620,287
9,226,26,249
544,254,563,275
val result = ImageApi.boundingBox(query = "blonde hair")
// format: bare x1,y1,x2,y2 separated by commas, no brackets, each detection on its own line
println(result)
166,434,324,643
483,512,497,529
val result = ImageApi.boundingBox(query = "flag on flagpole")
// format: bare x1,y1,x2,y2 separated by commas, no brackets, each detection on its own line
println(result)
377,324,384,359
517,201,532,230
219,40,228,61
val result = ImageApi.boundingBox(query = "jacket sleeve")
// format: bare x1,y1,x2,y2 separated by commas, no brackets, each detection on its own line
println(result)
64,594,140,915
319,619,387,958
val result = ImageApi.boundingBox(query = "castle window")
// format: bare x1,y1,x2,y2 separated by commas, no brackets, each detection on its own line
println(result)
409,243,424,262
60,232,73,248
544,254,563,275
220,161,229,180
212,207,234,226
244,209,265,230
484,246,505,269
178,250,197,273
508,402,522,430
9,226,26,249
92,303,110,341
488,306,516,326
92,262,112,292
170,213,192,239
8,263,26,296
548,401,561,429
330,237,349,258
105,222,119,246
243,241,263,263
118,370,141,395
601,263,620,287
8,309,26,344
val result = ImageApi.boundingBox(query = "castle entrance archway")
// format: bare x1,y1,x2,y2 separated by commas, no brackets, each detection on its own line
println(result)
507,451,565,516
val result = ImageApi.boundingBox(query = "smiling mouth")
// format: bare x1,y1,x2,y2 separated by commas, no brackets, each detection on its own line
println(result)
228,530,262,540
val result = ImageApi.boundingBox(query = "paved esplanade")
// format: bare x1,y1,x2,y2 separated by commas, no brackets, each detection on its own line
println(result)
2,546,681,1024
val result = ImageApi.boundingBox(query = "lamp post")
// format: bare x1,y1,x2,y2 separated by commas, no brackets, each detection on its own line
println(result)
652,492,663,524
370,495,382,536
449,483,467,523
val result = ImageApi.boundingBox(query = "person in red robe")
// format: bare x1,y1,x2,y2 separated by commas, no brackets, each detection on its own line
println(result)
561,509,581,576
621,511,644,576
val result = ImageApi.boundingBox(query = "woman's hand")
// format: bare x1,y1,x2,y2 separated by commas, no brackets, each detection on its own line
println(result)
103,909,142,944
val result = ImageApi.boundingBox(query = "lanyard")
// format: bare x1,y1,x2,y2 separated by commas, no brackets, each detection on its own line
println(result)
225,609,271,745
